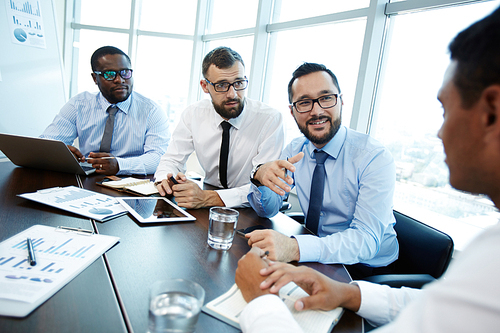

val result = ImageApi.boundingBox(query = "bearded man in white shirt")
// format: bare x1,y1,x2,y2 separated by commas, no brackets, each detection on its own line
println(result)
154,47,284,209
235,5,500,333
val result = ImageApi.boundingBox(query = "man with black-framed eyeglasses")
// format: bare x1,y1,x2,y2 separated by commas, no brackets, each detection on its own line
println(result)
246,62,398,279
154,46,284,209
41,46,170,175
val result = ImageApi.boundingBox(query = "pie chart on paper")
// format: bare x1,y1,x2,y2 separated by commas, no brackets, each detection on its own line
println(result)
14,28,27,42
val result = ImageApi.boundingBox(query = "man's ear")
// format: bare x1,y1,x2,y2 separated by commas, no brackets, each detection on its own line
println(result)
481,86,500,149
91,73,98,85
482,85,500,128
200,79,209,93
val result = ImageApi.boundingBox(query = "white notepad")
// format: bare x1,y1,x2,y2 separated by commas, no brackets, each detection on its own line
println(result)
202,282,344,333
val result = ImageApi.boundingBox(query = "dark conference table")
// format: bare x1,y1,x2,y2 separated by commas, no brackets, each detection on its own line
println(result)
0,160,364,333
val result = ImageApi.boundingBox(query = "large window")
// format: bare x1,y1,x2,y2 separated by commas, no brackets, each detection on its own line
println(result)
371,0,500,251
66,0,500,250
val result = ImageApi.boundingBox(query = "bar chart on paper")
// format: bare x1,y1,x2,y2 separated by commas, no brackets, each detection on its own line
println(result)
0,225,120,316
5,0,46,48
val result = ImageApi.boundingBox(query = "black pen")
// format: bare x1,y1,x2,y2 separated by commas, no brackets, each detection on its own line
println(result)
27,238,36,266
262,250,269,260
169,176,179,185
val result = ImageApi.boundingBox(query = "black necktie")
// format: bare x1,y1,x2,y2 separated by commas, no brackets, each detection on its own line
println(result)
219,121,232,189
306,150,328,235
100,105,119,153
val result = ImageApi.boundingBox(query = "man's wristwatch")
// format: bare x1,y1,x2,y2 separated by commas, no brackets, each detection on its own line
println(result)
250,164,263,187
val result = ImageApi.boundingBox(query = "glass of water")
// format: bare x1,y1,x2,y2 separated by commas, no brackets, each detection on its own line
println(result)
148,279,205,333
207,207,239,250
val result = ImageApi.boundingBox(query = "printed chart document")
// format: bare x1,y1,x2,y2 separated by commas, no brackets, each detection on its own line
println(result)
202,282,344,333
18,186,127,222
0,224,120,317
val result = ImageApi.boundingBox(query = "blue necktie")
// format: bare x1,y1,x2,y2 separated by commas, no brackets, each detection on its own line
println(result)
100,105,119,153
306,150,328,235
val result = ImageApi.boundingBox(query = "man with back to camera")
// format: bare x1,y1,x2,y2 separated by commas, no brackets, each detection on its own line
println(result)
41,46,170,175
235,6,500,332
245,62,398,279
154,46,284,209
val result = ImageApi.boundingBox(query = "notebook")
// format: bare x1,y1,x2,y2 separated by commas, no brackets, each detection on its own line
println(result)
0,133,95,175
202,282,344,333
97,176,159,196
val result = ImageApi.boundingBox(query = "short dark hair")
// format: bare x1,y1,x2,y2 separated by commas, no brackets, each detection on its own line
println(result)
287,63,341,103
202,47,245,78
90,46,131,71
448,6,500,108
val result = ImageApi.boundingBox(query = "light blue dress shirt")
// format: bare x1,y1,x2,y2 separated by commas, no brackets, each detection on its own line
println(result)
41,91,170,175
248,125,399,266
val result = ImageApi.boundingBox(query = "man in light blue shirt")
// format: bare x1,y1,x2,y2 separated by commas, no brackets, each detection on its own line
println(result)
41,46,170,175
247,63,398,278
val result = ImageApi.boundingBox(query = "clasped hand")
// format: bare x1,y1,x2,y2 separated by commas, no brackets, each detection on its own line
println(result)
236,248,361,313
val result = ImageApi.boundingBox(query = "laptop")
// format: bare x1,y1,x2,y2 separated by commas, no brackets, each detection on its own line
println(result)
0,133,95,175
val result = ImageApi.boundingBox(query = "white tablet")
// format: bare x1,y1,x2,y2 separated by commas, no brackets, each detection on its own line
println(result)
116,197,196,223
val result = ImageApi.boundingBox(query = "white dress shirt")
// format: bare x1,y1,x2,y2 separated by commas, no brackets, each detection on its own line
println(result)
154,98,284,208
240,222,500,332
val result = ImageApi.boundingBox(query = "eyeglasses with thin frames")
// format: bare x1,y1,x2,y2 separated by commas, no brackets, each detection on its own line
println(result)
93,69,133,81
292,94,341,113
205,78,248,92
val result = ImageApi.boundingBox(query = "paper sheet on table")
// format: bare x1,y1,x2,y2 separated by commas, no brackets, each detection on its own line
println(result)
0,225,119,317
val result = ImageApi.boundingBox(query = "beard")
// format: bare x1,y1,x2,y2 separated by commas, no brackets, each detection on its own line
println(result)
296,113,342,146
212,97,245,119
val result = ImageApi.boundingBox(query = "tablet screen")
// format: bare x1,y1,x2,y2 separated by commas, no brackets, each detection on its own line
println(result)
117,197,196,223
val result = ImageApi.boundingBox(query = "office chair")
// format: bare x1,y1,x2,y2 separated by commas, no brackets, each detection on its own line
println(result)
363,210,454,288
286,210,454,289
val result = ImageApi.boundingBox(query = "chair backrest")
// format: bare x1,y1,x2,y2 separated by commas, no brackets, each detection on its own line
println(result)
393,210,454,279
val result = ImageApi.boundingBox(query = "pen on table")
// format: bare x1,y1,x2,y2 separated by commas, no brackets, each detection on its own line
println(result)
87,156,115,160
27,237,36,266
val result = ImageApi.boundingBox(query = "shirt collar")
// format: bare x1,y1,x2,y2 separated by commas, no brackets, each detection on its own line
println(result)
306,125,347,160
98,92,132,114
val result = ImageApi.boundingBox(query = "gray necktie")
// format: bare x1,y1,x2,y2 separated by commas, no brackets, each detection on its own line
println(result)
99,105,119,153
306,150,328,235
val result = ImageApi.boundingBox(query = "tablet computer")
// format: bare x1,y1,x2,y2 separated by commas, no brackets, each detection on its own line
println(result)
116,197,196,223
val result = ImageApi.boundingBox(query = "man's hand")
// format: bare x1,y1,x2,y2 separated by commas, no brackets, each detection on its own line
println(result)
253,152,304,196
235,247,271,303
246,229,300,262
67,145,84,161
156,172,188,196
259,262,362,313
87,152,119,175
157,173,224,209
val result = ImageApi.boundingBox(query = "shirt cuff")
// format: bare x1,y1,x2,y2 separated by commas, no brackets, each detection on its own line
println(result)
352,280,391,327
294,234,322,262
215,184,250,208
240,294,302,333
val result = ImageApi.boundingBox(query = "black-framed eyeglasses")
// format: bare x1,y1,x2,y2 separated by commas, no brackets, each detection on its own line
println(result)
93,69,133,81
205,78,248,92
292,94,341,113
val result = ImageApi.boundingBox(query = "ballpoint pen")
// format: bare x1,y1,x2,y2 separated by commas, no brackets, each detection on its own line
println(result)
27,237,36,266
